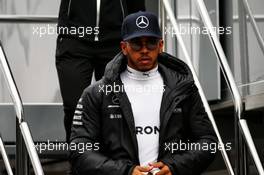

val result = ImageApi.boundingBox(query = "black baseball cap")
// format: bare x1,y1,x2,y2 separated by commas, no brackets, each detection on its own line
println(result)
121,11,162,41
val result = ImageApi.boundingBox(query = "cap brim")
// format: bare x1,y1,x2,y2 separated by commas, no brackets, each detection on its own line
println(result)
123,32,162,41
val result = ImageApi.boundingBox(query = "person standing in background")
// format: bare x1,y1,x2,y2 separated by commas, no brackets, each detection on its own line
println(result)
55,0,145,142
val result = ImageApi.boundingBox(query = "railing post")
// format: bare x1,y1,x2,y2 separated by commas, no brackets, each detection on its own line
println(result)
242,143,248,175
238,0,250,97
16,119,29,175
237,2,249,174
242,0,264,56
237,109,248,175
195,0,264,174
242,106,248,175
234,108,240,175
0,133,13,175
160,1,235,174
159,0,167,51
0,42,44,175
240,103,248,175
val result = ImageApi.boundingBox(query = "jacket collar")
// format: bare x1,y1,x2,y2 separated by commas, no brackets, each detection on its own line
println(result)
103,52,193,89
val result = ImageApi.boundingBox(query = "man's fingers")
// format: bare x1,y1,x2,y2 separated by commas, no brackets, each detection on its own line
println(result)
132,166,151,175
137,165,153,172
155,169,168,175
155,165,171,175
149,162,164,168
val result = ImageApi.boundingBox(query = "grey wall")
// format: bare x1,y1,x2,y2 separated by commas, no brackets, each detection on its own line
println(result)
146,0,159,14
0,0,61,103
232,0,264,97
161,0,221,101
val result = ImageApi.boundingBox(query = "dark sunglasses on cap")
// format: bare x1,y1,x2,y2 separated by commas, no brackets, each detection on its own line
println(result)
127,37,160,51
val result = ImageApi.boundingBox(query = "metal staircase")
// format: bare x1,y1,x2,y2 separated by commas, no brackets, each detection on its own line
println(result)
0,0,263,174
160,0,264,174
0,42,44,175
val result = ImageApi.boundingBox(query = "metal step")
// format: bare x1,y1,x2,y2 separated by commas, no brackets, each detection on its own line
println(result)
210,93,264,112
1,103,263,173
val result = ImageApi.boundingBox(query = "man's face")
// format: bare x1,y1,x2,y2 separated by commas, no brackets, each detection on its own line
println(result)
121,36,163,71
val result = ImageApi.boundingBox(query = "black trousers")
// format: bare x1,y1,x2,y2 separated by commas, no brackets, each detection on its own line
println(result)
55,37,120,142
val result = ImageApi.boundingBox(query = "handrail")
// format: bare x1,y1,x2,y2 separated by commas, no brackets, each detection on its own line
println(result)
233,14,264,22
159,0,167,52
0,15,57,23
195,0,264,174
160,1,235,175
0,135,13,175
0,42,44,175
0,45,23,124
242,0,264,56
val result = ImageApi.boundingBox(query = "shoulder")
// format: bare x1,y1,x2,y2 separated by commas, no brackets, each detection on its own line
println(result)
81,79,105,105
158,53,194,86
158,52,192,76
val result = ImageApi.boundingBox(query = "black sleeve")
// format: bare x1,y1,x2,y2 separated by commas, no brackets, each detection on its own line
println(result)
126,0,146,14
69,85,135,175
161,86,218,175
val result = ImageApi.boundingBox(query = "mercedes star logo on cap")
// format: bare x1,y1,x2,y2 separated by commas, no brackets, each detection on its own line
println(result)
136,16,149,29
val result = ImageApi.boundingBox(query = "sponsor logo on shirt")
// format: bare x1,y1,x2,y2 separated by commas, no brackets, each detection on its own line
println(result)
173,107,182,113
135,126,160,135
109,114,122,119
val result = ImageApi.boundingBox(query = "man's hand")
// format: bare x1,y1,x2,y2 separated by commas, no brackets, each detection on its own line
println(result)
149,162,172,175
131,165,153,175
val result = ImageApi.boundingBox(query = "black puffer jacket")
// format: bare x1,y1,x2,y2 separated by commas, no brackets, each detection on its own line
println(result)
70,52,217,175
57,0,145,42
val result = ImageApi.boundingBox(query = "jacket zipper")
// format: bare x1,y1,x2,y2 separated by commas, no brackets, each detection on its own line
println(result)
115,79,140,163
95,0,101,41
67,0,72,17
120,0,125,19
